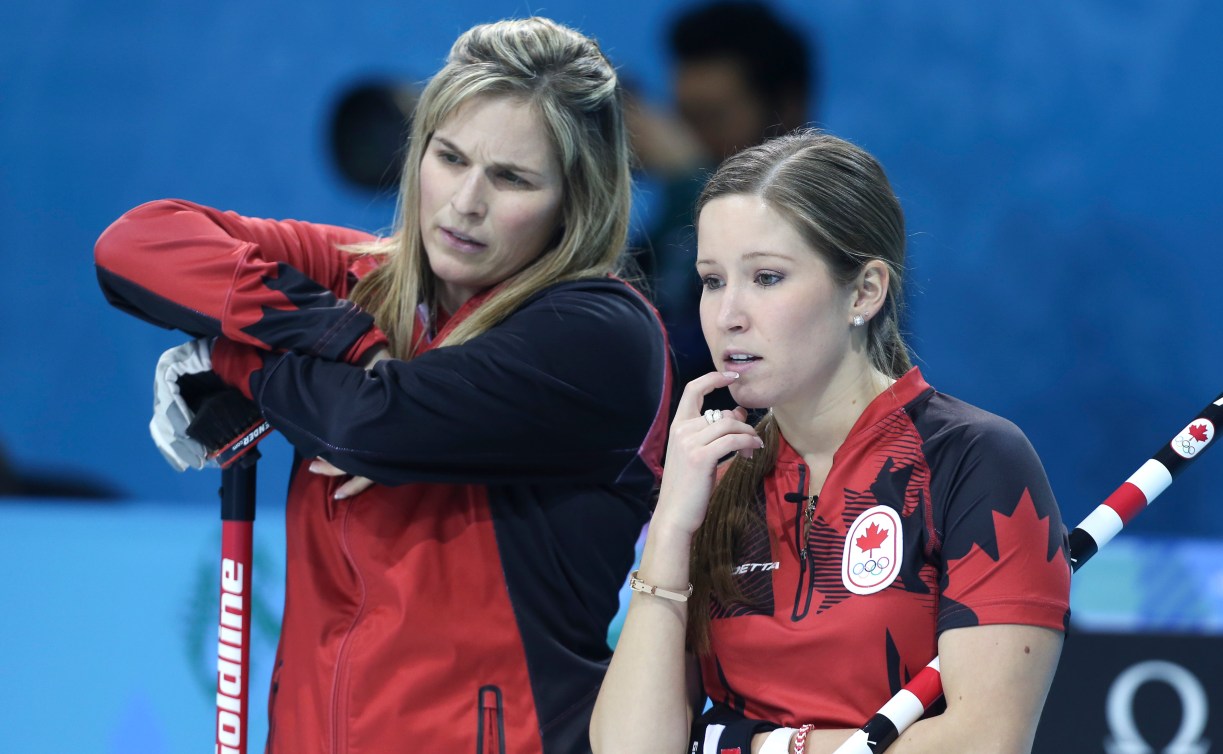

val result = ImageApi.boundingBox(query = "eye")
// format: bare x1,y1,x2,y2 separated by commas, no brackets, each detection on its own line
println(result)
700,275,725,291
754,271,784,287
496,170,529,187
437,150,464,166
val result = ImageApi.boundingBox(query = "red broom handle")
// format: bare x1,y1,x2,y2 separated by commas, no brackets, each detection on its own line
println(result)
215,452,258,754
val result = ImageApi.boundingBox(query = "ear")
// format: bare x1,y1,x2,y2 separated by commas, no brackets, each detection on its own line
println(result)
849,260,889,324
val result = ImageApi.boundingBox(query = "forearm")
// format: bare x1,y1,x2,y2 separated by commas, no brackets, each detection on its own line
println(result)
802,625,1061,754
591,521,696,754
818,712,1028,754
782,712,1027,754
216,342,651,486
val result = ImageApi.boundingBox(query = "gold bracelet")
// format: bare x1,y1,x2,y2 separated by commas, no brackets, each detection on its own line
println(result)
628,570,693,602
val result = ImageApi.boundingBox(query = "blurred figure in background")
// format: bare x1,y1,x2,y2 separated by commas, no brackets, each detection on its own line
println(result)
328,81,421,193
628,1,816,407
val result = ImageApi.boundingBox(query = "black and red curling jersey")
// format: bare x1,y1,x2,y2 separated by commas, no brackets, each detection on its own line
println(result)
699,368,1070,729
95,199,672,754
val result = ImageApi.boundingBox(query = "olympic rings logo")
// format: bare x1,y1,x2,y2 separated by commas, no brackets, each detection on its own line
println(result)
1177,437,1198,456
852,557,891,576
1170,420,1214,460
842,505,903,595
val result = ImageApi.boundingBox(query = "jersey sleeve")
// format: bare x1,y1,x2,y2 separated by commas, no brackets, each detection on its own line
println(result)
933,418,1072,633
94,198,388,363
214,282,671,486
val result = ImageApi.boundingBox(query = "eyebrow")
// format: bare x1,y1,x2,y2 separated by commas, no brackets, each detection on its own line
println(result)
433,136,546,177
695,250,797,266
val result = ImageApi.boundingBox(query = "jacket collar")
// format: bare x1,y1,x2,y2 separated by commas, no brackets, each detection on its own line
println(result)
776,366,932,464
412,285,500,355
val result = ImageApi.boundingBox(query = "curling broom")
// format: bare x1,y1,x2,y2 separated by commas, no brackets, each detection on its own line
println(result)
180,374,271,754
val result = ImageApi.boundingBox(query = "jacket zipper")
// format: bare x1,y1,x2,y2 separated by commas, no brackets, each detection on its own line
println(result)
789,464,818,621
477,685,506,754
329,499,367,754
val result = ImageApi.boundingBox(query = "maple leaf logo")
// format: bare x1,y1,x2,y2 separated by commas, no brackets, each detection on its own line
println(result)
942,490,1071,613
856,522,889,555
1189,423,1210,443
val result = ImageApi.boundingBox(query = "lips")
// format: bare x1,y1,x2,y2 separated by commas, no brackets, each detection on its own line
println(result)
439,226,487,253
722,350,762,374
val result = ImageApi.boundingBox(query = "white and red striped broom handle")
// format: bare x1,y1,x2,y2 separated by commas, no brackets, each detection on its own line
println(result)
832,392,1223,754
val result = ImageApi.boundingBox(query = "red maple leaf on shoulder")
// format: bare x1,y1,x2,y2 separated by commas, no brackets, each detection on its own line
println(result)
943,490,1070,615
856,522,889,555
1189,423,1210,443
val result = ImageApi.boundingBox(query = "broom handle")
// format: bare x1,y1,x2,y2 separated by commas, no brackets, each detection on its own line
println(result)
215,450,258,754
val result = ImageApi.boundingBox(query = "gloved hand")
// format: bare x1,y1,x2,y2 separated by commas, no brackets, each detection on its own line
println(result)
150,338,217,471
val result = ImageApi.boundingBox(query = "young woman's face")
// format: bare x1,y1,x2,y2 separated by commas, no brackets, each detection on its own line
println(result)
697,194,856,411
419,95,564,312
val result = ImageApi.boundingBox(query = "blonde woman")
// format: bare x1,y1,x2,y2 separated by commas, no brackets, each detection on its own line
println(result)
591,131,1069,754
95,18,670,754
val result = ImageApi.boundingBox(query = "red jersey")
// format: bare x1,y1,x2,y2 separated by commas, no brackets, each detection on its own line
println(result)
699,368,1071,728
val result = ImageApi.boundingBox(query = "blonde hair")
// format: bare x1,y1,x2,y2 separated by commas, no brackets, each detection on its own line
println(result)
348,17,631,356
688,130,911,650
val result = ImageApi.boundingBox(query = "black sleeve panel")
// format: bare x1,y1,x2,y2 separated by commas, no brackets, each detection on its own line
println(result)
249,280,670,486
929,412,1065,564
916,396,1071,633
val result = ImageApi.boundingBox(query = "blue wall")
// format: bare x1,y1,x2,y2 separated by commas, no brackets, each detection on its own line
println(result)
2,1,1221,528
3,1,1223,751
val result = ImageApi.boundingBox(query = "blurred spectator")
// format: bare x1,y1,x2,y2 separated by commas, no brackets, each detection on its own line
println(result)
667,0,813,163
329,81,421,192
628,1,817,407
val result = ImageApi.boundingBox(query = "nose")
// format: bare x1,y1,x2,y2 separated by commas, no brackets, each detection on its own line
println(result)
714,283,748,333
450,170,486,218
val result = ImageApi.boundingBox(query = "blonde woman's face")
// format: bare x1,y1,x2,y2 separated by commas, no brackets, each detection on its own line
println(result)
419,95,564,312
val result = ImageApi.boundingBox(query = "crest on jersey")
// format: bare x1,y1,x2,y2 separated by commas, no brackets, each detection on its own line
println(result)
1171,419,1214,459
841,505,902,595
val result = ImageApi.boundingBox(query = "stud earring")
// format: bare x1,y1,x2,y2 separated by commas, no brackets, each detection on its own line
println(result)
852,314,866,327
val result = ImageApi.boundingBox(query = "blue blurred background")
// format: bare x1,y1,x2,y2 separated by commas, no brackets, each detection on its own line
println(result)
3,1,1222,752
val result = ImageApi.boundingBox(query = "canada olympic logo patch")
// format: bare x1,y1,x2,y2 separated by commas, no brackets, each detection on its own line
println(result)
841,505,902,595
1171,419,1214,459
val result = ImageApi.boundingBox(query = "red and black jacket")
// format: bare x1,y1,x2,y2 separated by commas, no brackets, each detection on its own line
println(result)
95,199,672,754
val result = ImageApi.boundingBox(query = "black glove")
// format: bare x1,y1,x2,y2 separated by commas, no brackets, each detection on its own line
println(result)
177,370,271,468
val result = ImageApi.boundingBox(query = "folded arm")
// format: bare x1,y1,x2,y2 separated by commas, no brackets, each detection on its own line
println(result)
215,283,670,487
795,624,1062,754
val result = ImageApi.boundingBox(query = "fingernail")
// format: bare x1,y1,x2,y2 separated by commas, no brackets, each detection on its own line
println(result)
721,371,740,379
757,438,765,448
309,460,323,473
334,490,348,500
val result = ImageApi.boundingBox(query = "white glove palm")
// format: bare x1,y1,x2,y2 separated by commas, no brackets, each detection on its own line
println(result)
150,338,217,471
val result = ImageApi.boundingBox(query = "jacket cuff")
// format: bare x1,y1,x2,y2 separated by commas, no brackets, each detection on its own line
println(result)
212,338,265,400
